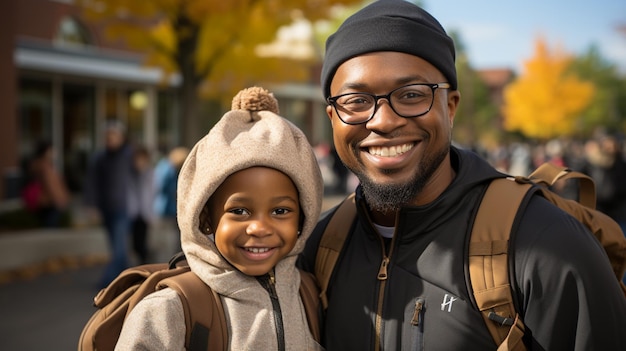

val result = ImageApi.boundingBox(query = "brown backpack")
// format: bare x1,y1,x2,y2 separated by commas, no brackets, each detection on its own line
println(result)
315,162,626,351
78,254,321,351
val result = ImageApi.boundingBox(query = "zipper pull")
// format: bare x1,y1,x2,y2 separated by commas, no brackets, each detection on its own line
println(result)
257,271,278,298
377,257,389,280
411,298,425,326
269,269,276,285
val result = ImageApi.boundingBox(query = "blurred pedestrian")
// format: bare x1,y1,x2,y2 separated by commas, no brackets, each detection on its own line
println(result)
84,120,134,288
582,135,626,233
128,145,156,264
153,146,189,258
330,146,350,195
21,140,71,227
313,142,338,195
507,142,532,177
582,134,626,285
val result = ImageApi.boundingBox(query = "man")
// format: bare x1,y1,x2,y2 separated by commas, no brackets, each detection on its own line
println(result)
298,1,626,350
84,120,134,288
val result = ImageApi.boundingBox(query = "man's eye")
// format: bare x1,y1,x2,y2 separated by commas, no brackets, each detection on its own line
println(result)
341,95,373,106
398,90,427,100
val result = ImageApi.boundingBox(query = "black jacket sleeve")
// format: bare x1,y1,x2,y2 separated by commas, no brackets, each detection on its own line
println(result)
513,195,626,351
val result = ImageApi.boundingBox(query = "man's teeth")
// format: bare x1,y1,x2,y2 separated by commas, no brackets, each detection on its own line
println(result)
369,144,413,157
245,247,270,253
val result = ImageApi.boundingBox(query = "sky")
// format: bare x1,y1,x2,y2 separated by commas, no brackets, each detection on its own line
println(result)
423,0,626,74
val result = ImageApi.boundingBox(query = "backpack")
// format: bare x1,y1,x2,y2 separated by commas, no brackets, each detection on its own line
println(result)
78,253,321,351
315,162,626,351
21,180,43,212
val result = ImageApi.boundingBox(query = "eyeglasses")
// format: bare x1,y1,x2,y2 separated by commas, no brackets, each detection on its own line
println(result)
327,83,451,125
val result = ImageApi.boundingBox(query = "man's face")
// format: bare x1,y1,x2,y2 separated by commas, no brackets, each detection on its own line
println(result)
105,129,124,150
326,51,460,212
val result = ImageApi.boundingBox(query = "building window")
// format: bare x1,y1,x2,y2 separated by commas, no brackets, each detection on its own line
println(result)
19,79,53,163
54,16,92,47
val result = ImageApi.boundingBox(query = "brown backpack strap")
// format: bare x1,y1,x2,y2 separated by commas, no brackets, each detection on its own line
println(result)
93,263,187,310
161,271,228,351
83,263,189,351
469,178,530,351
315,193,356,309
298,269,322,342
528,162,596,209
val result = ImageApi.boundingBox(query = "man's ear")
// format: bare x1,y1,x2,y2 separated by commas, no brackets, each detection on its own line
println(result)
326,104,334,122
447,90,460,126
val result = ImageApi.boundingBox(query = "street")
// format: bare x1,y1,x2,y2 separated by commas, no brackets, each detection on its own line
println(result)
0,263,105,351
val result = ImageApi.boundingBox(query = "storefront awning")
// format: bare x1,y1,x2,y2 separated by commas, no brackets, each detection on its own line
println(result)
14,39,180,86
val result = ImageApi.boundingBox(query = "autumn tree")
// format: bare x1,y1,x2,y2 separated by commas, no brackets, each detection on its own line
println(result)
570,45,626,135
77,0,362,145
502,38,595,140
447,29,499,148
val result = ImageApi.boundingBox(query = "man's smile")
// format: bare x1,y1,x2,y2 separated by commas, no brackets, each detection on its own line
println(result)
367,143,414,157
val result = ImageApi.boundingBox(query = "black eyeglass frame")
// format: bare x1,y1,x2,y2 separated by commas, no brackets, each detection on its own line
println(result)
326,82,451,125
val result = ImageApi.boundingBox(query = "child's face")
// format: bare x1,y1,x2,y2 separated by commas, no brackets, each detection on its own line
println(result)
208,167,301,276
134,153,149,171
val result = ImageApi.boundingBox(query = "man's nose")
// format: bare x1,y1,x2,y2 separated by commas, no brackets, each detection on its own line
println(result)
366,99,407,132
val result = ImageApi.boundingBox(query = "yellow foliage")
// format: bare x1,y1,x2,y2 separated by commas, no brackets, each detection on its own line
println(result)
503,38,595,139
77,0,361,100
144,20,177,76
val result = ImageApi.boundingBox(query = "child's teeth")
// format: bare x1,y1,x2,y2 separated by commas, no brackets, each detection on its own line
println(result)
246,247,269,253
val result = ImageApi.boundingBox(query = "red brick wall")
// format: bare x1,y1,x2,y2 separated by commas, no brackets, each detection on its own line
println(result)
0,0,18,199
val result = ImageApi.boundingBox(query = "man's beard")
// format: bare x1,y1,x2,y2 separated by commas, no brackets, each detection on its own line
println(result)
355,145,449,213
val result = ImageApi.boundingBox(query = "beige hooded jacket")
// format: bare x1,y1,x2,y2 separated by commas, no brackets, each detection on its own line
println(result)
115,87,324,350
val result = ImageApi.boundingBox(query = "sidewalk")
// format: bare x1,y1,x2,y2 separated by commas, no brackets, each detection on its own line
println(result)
0,226,109,284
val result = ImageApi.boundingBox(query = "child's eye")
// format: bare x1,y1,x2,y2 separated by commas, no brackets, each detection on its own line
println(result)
229,208,249,216
272,208,291,215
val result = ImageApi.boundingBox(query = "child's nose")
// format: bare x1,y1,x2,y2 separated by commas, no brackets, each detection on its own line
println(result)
245,220,272,237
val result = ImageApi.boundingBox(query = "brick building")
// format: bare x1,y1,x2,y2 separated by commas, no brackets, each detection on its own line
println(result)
1,0,186,200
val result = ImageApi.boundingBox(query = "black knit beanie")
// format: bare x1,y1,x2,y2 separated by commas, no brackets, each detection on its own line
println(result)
321,0,457,97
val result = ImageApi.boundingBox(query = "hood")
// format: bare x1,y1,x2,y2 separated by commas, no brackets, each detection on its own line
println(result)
175,88,324,290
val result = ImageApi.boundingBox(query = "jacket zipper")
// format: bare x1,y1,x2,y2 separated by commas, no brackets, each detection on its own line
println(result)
258,270,286,351
411,298,425,327
408,298,425,351
374,224,397,351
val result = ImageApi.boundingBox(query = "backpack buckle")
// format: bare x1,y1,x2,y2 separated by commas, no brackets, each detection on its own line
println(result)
488,311,514,327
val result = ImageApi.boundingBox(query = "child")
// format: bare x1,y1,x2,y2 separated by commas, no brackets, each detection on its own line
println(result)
115,87,324,350
22,140,70,227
